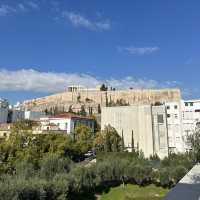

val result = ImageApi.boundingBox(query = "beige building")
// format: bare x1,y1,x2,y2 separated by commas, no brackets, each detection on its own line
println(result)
0,123,11,139
101,105,169,159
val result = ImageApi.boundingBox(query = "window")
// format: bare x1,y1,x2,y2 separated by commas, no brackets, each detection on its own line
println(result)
190,102,193,106
157,114,164,123
167,106,170,110
185,102,188,106
195,109,200,112
167,114,171,118
174,114,178,119
174,105,178,109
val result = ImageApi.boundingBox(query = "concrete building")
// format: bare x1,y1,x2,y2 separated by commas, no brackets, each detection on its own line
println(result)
11,110,25,122
101,105,169,159
151,105,169,158
0,98,9,108
0,99,9,123
40,113,95,134
165,102,184,153
0,123,11,139
24,110,46,121
181,99,200,150
0,108,8,123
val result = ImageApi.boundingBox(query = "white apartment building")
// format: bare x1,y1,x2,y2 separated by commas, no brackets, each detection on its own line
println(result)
40,113,95,134
181,99,200,150
165,102,184,153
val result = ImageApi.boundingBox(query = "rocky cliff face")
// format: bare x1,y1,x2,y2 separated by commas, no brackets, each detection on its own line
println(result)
22,88,181,114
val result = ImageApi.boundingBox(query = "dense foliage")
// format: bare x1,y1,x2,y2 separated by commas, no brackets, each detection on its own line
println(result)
0,121,197,200
188,125,200,162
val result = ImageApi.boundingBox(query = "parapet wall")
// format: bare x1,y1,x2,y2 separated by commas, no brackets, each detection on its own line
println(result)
23,88,181,112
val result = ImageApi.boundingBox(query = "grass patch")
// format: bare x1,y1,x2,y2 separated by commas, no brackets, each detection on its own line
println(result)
100,184,169,200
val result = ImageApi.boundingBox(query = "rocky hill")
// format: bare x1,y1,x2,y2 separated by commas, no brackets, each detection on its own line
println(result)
22,88,181,114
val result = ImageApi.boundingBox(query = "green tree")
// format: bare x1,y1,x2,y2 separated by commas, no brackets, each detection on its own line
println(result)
79,105,87,116
93,125,122,152
11,119,36,134
69,165,96,193
188,125,200,162
171,165,187,185
97,104,101,114
74,125,93,153
68,105,74,113
40,154,73,180
100,84,108,91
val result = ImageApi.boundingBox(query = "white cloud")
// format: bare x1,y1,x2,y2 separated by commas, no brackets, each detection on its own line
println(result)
0,69,99,93
26,1,39,10
18,3,27,12
106,77,158,89
95,21,111,30
118,46,160,55
62,11,111,31
0,2,39,17
0,69,179,93
0,5,16,16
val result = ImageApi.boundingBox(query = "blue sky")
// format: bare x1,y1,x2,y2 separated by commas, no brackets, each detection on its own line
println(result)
0,0,200,103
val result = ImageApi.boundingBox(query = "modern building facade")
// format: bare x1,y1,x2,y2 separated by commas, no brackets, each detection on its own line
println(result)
165,101,184,153
101,105,169,158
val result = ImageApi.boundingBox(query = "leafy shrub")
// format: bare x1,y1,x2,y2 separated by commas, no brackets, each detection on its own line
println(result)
40,154,73,179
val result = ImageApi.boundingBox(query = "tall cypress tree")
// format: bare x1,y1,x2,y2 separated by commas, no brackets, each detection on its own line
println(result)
105,92,108,107
121,129,125,151
131,130,134,152
137,142,139,152
97,104,101,114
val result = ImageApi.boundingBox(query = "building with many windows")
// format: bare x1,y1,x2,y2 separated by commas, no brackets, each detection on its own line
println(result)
101,99,200,157
165,101,184,153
